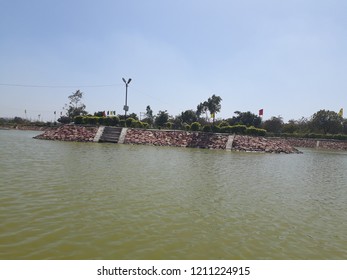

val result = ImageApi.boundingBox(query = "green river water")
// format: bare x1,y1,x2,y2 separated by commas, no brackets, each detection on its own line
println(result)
0,130,346,259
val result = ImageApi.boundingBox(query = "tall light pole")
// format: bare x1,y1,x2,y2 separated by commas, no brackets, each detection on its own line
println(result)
122,78,132,120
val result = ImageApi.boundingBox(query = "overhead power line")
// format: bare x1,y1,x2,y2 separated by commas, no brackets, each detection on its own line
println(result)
0,83,122,88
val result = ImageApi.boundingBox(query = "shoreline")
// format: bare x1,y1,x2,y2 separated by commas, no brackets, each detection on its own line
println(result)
31,125,347,153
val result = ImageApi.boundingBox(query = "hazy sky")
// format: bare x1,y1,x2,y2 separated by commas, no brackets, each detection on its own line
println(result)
1,0,346,122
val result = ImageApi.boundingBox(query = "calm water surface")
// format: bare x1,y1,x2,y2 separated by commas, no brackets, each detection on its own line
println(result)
0,130,346,259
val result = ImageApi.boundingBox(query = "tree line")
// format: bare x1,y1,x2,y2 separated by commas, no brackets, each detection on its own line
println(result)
3,90,346,137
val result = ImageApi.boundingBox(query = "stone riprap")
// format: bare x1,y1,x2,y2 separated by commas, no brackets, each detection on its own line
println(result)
34,125,98,142
286,138,347,150
124,129,228,149
124,129,301,153
232,135,301,154
34,125,305,153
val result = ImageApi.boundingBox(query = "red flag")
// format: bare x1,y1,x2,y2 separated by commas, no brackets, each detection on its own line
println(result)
259,109,264,116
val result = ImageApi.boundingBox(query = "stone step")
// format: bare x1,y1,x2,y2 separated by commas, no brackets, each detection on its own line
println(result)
99,126,122,143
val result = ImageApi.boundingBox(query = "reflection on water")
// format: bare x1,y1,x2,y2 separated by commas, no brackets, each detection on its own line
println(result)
0,130,346,259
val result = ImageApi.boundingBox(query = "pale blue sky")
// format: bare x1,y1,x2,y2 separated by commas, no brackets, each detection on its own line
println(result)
1,0,346,122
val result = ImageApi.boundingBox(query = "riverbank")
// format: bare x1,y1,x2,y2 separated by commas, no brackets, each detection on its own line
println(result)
34,125,347,153
34,125,303,153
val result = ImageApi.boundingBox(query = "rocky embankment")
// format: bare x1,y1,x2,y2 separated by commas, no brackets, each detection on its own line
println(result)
233,135,302,154
286,138,347,150
34,125,97,142
125,129,301,153
124,129,228,149
33,125,302,153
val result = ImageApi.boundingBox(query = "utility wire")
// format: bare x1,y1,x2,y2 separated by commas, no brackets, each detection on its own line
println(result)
0,83,122,88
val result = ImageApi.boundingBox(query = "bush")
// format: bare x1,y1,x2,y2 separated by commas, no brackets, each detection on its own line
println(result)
119,120,126,127
125,117,135,127
86,116,99,125
74,116,84,124
218,121,229,128
202,125,212,132
245,126,267,136
165,122,173,129
230,125,247,134
191,122,201,131
142,122,149,129
212,125,221,133
185,124,191,131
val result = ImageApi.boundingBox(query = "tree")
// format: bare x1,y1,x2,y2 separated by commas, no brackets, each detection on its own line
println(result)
154,110,169,128
262,116,284,134
229,111,262,127
310,109,342,134
65,90,87,121
143,105,154,125
197,94,222,125
179,110,198,124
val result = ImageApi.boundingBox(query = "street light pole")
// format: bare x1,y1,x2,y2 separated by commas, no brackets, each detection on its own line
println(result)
122,78,132,120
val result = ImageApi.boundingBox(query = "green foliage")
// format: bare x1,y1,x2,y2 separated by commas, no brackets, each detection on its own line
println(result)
190,122,201,131
230,124,247,134
197,94,222,124
74,116,84,124
57,116,71,124
179,110,198,124
154,110,169,128
310,109,343,134
218,121,229,128
262,116,283,133
185,124,191,131
211,125,221,133
165,122,173,129
202,125,212,132
126,117,135,127
65,90,88,119
229,111,262,127
119,120,126,127
245,126,267,136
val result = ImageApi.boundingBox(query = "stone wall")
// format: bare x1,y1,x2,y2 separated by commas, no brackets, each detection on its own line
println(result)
124,129,228,149
285,138,347,150
34,125,98,142
124,129,301,153
34,125,347,153
233,135,301,154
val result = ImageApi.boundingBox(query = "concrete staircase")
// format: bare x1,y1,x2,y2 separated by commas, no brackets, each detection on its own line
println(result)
99,127,122,143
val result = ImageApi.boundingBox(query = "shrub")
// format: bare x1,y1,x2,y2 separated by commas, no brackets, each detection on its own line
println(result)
119,120,126,127
125,117,135,127
218,121,229,128
185,124,191,131
245,126,267,136
74,116,84,124
191,122,201,131
86,116,99,125
202,125,212,132
165,122,173,129
212,125,221,133
230,125,247,134
109,116,120,126
142,122,149,129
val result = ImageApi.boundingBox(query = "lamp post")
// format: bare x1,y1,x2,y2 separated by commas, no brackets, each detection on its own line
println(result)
122,78,132,120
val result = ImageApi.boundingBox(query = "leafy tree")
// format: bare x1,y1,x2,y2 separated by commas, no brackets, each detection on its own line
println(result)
282,117,310,134
197,94,222,125
262,116,284,134
205,94,222,124
229,111,262,127
154,110,169,128
196,102,206,118
179,110,198,124
142,105,154,125
65,90,88,121
309,109,342,134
